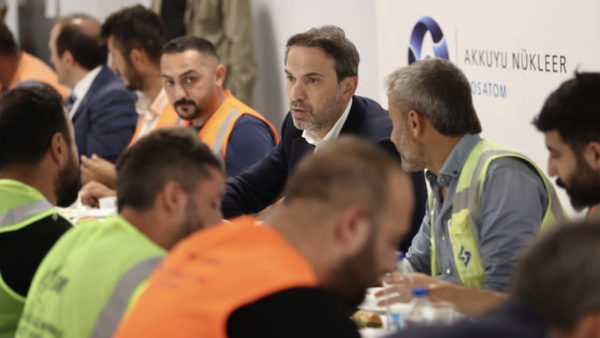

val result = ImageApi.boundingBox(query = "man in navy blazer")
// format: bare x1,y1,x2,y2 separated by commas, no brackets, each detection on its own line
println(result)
223,26,426,250
49,14,137,163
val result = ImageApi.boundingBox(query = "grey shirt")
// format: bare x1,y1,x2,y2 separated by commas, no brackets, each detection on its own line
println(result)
406,134,548,291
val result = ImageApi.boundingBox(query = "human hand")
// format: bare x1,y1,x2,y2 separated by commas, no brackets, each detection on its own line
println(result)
80,181,116,208
375,273,442,306
80,154,116,187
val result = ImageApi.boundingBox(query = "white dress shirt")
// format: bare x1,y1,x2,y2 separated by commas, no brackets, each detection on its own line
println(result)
68,65,102,118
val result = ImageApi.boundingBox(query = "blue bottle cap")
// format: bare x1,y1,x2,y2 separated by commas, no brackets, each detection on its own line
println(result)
411,287,428,297
395,251,405,261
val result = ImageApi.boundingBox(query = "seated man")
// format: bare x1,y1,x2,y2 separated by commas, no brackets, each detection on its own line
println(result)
0,22,69,98
392,219,600,338
533,72,600,218
0,84,79,336
49,14,138,163
78,5,179,206
382,58,565,316
222,26,426,251
115,137,415,338
15,128,225,338
79,32,277,207
161,36,278,176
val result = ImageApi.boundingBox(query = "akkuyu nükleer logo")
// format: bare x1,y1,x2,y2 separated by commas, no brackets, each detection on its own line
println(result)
408,16,449,64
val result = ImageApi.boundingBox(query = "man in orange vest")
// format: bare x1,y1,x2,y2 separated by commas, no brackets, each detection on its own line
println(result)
115,136,415,338
0,21,69,98
160,36,278,176
533,72,600,218
79,5,181,207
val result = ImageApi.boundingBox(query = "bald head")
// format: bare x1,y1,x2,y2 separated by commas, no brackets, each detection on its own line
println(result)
52,13,106,70
63,14,101,36
283,136,412,224
273,136,414,307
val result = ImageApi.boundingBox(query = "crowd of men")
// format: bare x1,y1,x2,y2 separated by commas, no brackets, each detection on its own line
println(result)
0,3,599,338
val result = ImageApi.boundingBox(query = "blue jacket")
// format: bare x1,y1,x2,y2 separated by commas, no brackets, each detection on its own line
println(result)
223,96,427,248
72,66,138,163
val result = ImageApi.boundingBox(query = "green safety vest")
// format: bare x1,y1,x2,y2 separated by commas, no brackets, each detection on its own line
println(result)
0,179,69,338
15,215,165,338
429,139,566,288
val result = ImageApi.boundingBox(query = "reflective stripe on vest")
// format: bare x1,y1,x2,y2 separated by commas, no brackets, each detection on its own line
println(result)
0,180,61,337
0,200,53,229
211,109,241,158
90,256,163,338
430,139,567,288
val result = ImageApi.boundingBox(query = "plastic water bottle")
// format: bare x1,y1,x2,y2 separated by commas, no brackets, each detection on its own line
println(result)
385,252,411,330
404,287,434,328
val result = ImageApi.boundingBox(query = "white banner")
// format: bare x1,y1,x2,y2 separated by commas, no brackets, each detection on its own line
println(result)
376,0,600,217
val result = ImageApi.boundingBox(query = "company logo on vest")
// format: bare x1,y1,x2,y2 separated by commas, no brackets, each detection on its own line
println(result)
408,16,449,64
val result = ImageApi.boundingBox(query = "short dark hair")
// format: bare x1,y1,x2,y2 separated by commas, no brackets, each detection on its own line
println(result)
55,14,107,70
162,36,219,60
101,5,165,66
533,72,600,150
285,25,359,81
115,127,223,211
0,21,18,55
0,83,70,169
511,220,600,332
283,136,406,220
386,58,481,136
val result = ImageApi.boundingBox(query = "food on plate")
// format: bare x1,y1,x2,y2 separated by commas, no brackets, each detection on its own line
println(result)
352,310,383,328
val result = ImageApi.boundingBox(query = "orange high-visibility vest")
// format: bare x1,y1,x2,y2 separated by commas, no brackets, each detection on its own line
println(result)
1,52,70,99
115,216,317,338
129,90,181,146
190,90,279,160
587,205,600,219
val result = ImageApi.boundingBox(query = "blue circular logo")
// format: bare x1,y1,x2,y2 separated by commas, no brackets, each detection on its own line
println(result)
408,16,449,64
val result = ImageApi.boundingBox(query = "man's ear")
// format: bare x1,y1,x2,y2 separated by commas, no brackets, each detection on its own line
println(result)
129,48,145,69
215,64,227,88
62,51,74,68
157,181,187,216
333,205,371,254
340,76,358,101
48,132,68,166
585,141,600,172
407,109,426,138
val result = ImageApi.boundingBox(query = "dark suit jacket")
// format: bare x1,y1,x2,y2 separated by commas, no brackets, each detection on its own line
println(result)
223,96,427,248
72,66,138,163
391,301,548,338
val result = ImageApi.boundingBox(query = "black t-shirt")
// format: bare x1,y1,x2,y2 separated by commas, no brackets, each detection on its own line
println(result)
227,287,361,338
0,214,72,296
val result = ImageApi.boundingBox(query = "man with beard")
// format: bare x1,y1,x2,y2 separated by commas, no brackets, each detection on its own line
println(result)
222,26,426,252
115,137,414,338
0,84,79,336
160,36,278,176
381,58,566,317
49,14,138,163
15,127,225,338
79,5,180,206
533,72,600,217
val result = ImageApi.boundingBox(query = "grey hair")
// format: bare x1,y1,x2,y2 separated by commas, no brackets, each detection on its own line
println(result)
385,58,481,136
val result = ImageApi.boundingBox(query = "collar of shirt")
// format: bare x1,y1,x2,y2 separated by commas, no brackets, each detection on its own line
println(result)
135,91,152,117
69,65,102,117
425,133,482,188
301,97,353,149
